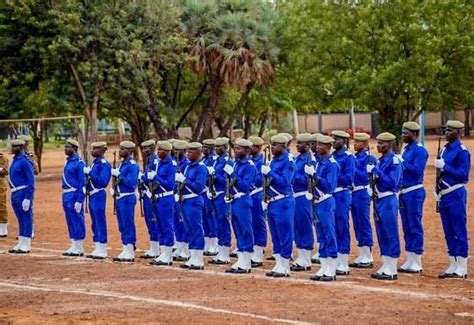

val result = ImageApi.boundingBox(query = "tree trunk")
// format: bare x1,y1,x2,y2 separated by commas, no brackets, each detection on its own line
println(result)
29,121,43,173
218,83,253,137
244,112,252,138
258,111,268,137
43,122,49,143
464,107,471,137
200,77,222,140
145,76,166,139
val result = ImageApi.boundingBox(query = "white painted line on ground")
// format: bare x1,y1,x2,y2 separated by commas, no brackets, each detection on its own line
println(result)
455,312,474,318
0,281,314,325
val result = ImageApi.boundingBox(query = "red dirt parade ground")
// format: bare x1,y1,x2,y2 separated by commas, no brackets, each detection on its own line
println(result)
0,137,473,324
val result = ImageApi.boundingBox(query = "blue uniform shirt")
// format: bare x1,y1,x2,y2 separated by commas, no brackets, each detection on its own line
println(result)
177,156,190,174
231,157,256,194
401,141,428,187
117,157,139,194
182,160,208,195
8,152,35,200
63,153,86,203
151,155,176,193
332,147,355,189
88,156,112,191
440,139,471,188
354,149,377,187
314,155,338,196
214,153,233,192
293,151,315,193
251,154,264,189
203,153,217,167
374,152,402,193
267,151,295,197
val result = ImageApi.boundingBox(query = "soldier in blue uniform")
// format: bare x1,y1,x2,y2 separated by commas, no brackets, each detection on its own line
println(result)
8,139,35,254
291,133,315,271
61,139,86,257
263,135,296,277
248,136,267,267
224,139,256,273
84,141,111,259
367,133,402,280
208,137,234,265
350,133,376,268
331,130,355,275
172,140,190,261
202,139,218,256
177,142,208,270
139,140,161,259
149,141,177,266
398,122,428,274
111,141,139,262
306,135,339,281
309,133,323,264
435,120,471,279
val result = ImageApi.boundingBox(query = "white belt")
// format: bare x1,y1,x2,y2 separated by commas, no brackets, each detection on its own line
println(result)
89,188,105,196
155,191,174,199
294,191,308,198
116,192,135,200
250,187,263,196
440,184,464,197
182,193,199,200
268,194,289,203
233,192,246,200
62,187,77,194
314,194,332,204
10,185,28,193
352,185,369,192
400,184,424,195
377,191,396,199
334,187,349,193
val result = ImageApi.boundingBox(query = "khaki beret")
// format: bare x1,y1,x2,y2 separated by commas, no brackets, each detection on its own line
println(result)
248,136,265,146
17,135,30,142
317,135,334,145
271,135,288,145
141,139,156,147
376,132,396,141
402,121,421,131
278,133,293,141
187,142,202,150
354,133,370,141
173,140,188,150
168,138,176,144
310,133,322,141
10,139,25,146
91,141,107,148
332,130,350,138
202,139,215,146
446,120,464,129
157,141,172,151
215,137,229,146
234,138,253,148
296,133,312,142
120,141,136,149
66,138,79,147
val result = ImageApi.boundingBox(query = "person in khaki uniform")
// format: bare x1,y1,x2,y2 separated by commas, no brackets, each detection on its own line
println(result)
0,152,9,237
17,135,39,175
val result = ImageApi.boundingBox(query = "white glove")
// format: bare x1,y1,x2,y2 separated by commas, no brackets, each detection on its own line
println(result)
21,199,31,212
207,166,215,175
367,188,373,197
223,164,234,175
138,172,144,179
145,189,152,199
174,194,180,202
74,202,82,213
366,164,375,173
206,191,214,200
135,191,140,200
434,158,445,169
396,154,404,163
111,168,120,177
305,192,313,201
83,166,91,175
175,172,185,183
304,165,315,176
224,196,233,204
147,171,157,180
109,188,115,196
261,201,268,211
261,165,271,175
433,191,440,202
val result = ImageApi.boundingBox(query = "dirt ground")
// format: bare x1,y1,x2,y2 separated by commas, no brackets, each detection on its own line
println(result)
0,137,473,324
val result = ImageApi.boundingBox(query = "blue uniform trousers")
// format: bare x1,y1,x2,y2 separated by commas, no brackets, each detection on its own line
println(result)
314,197,337,258
11,189,33,238
350,189,373,247
154,195,175,247
294,195,314,250
143,196,159,242
399,188,425,255
182,196,205,250
215,195,232,247
439,188,468,258
334,190,351,254
62,192,86,240
251,192,267,247
203,194,218,238
116,195,137,245
89,191,107,243
267,197,295,259
174,202,187,243
230,196,254,252
374,195,400,257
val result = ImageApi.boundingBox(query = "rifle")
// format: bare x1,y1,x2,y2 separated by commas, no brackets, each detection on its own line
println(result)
207,156,218,218
367,146,379,221
84,150,90,214
435,136,442,213
225,148,234,220
112,151,118,216
262,145,271,219
177,155,186,205
306,151,319,224
138,160,145,218
148,168,158,222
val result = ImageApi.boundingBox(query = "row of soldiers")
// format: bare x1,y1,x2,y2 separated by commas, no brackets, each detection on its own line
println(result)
3,120,470,281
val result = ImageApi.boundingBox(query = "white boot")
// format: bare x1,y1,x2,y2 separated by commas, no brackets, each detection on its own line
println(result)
376,255,389,274
293,248,305,266
204,237,210,252
231,252,244,269
143,241,160,258
251,245,265,264
271,257,290,276
9,237,21,253
122,244,135,260
312,243,320,263
93,243,107,259
17,236,31,253
359,246,374,265
190,250,204,269
386,257,398,276
207,237,218,255
153,246,173,265
212,245,230,263
74,240,84,255
0,223,8,237
324,257,337,278
408,254,423,273
64,240,75,255
314,258,327,277
87,242,100,258
116,245,126,259
400,252,414,271
454,257,468,278
353,247,363,264
336,253,350,275
304,249,313,267
184,249,195,267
